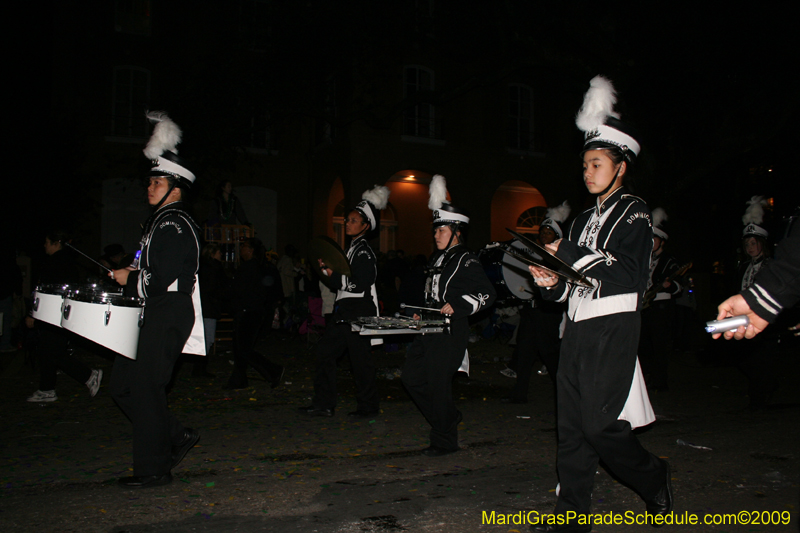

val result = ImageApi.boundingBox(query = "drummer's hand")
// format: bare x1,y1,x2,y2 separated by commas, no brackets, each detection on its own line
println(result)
529,265,558,287
412,313,421,320
25,316,34,329
544,239,561,254
317,259,332,277
110,268,130,286
440,303,454,316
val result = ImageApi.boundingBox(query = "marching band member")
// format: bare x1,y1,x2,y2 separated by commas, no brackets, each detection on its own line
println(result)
714,204,800,339
638,208,683,393
502,202,569,404
402,175,496,456
25,230,103,402
529,77,670,531
729,196,778,407
300,185,390,418
109,112,203,488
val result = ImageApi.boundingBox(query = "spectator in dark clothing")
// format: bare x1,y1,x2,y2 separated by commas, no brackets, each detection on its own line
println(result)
225,238,284,390
0,243,23,352
26,230,103,402
192,243,227,377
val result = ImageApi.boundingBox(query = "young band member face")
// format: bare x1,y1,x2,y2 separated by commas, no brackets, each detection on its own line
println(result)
44,237,61,256
434,225,459,250
539,226,557,245
743,236,763,258
147,177,181,207
583,149,625,199
345,210,369,237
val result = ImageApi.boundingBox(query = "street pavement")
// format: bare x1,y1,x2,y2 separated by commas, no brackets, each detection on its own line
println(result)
1,329,797,532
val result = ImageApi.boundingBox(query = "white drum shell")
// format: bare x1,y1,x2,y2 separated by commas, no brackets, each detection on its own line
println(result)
61,298,143,360
32,291,65,327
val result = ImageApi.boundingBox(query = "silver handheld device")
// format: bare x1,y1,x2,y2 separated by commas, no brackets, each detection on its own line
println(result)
705,315,749,333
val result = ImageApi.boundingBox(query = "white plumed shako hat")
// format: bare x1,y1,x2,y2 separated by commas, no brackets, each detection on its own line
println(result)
143,111,196,188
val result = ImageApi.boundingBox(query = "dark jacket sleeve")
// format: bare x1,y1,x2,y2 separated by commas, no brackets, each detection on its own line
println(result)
444,253,496,320
741,220,800,323
652,255,683,295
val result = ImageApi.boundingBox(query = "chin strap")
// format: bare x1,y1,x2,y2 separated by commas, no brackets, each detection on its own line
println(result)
597,163,623,198
152,181,179,211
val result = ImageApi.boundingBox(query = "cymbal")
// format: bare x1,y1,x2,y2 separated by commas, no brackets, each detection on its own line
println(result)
308,236,351,278
506,229,593,288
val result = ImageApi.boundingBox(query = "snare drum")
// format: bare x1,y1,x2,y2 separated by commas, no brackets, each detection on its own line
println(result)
32,284,71,327
479,240,535,301
350,316,449,335
61,286,145,360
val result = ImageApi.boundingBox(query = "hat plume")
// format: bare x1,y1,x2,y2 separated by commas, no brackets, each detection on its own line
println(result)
575,75,620,133
428,174,448,210
143,111,182,160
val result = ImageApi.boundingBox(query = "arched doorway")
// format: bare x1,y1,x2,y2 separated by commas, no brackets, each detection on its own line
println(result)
490,181,547,243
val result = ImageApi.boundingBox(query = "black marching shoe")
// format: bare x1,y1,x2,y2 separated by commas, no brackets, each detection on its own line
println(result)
421,446,459,457
171,428,200,470
644,460,674,527
118,473,173,488
298,405,335,417
531,521,591,532
347,409,379,418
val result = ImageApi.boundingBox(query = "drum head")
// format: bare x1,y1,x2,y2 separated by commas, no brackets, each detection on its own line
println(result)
478,241,534,301
501,240,535,300
34,283,71,296
65,285,142,307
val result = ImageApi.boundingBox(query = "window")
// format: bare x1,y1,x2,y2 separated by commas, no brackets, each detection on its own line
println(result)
114,0,151,36
333,200,346,249
240,107,272,150
239,0,271,51
508,84,534,151
404,66,439,139
111,67,150,138
316,76,338,146
516,206,548,235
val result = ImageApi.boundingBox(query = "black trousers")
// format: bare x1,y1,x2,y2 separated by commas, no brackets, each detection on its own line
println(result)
555,313,665,516
402,320,468,451
638,300,675,391
110,293,194,477
312,320,378,412
228,308,282,387
511,305,561,401
35,323,91,391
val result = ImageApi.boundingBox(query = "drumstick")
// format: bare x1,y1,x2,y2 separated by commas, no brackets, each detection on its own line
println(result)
62,241,112,273
400,303,444,313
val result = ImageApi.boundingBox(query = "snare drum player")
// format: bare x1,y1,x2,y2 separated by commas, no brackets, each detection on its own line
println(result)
401,175,496,456
109,112,202,488
299,185,389,418
529,77,671,531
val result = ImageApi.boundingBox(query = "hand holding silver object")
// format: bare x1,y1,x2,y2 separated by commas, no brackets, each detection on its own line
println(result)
705,315,749,333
